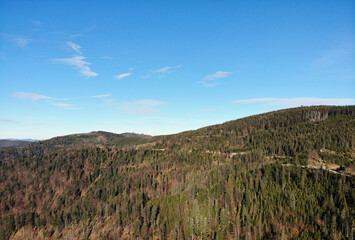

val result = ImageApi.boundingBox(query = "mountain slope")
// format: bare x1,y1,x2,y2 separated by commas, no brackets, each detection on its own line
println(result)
0,105,354,240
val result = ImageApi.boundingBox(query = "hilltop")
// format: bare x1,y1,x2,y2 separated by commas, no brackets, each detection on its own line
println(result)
0,105,354,239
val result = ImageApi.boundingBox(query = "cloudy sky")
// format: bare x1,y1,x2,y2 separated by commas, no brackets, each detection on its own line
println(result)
0,0,354,139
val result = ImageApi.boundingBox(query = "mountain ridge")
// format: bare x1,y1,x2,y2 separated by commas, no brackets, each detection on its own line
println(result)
0,105,354,239
0,140,31,148
11,104,354,145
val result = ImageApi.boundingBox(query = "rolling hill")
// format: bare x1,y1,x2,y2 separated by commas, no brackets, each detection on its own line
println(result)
0,105,354,239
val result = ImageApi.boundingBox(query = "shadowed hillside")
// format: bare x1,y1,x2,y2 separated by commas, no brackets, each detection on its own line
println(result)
0,106,354,239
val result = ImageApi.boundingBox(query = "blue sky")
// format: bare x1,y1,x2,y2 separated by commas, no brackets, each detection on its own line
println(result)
0,0,354,139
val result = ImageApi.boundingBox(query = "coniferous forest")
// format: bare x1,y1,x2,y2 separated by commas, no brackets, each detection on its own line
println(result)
0,105,354,239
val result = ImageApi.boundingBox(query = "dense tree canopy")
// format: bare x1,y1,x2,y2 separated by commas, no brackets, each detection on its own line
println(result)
0,105,354,239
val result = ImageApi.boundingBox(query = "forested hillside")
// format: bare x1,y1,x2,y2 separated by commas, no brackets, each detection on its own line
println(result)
0,106,354,239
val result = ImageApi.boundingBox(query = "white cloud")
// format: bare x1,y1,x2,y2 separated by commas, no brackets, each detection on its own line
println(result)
14,38,30,48
100,56,113,59
114,72,131,80
67,42,82,55
0,119,48,126
0,119,21,124
52,56,98,78
115,99,166,114
12,92,55,101
156,64,183,73
53,43,98,78
53,103,70,107
141,73,151,79
312,57,332,68
0,33,32,48
156,67,171,73
188,108,218,114
233,97,355,106
12,92,77,109
204,71,231,80
32,20,41,26
52,103,79,109
131,99,165,106
92,93,111,98
69,34,83,39
234,98,274,103
311,45,352,69
119,106,161,114
197,71,232,87
196,81,220,87
141,65,182,79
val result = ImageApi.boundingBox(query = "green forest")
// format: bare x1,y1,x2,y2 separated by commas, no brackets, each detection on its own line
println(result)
0,105,354,239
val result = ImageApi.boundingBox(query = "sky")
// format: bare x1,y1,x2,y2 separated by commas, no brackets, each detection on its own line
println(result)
0,0,354,139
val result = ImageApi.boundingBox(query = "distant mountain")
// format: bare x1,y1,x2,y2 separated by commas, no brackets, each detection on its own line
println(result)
4,138,38,142
39,130,152,148
0,139,31,148
0,105,354,239
0,131,152,160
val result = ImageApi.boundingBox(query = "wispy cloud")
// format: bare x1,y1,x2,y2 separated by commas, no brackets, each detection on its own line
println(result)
114,72,131,80
0,33,32,48
114,99,166,114
92,93,111,98
204,71,231,80
67,42,82,55
0,119,21,124
233,97,355,106
156,64,183,73
156,67,171,73
12,92,56,101
188,108,219,114
198,71,232,87
12,92,78,109
142,64,182,79
131,99,165,106
196,81,221,88
100,56,113,59
52,56,98,78
311,45,352,69
52,103,79,109
52,42,98,78
69,33,83,39
32,20,41,26
308,44,354,82
141,73,151,79
0,119,48,126
14,37,30,48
